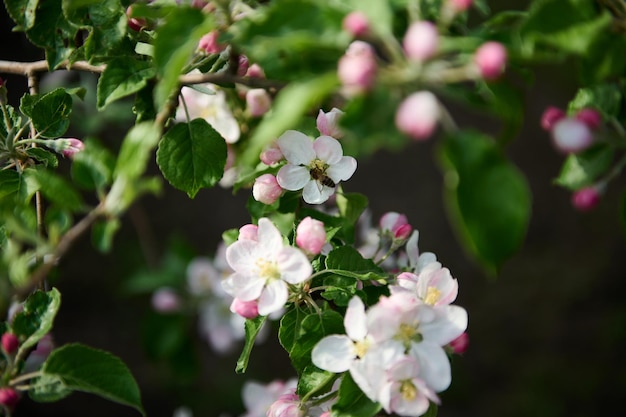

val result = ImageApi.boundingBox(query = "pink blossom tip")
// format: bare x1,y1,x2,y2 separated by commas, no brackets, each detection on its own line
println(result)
253,174,283,205
571,187,601,212
448,0,473,12
474,41,507,80
541,106,566,131
246,63,266,79
575,108,602,130
238,224,259,241
1,333,18,354
316,108,345,138
198,31,224,55
237,55,250,77
296,217,327,255
403,21,439,62
0,388,18,408
246,89,272,117
61,138,85,158
551,118,594,154
395,91,440,140
260,142,284,165
126,6,147,32
230,298,259,319
449,332,469,354
338,41,377,95
343,11,370,37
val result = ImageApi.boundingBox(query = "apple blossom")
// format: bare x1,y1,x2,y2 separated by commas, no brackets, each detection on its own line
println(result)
253,174,283,205
1,332,18,354
474,41,507,80
198,300,247,353
403,21,439,62
186,257,221,296
575,108,602,130
380,212,409,235
276,130,357,204
222,218,312,316
241,379,297,417
246,88,272,117
296,217,327,255
343,11,370,37
23,333,54,372
338,41,377,95
395,92,440,140
551,117,594,154
316,108,345,138
151,287,181,313
541,106,565,131
571,186,601,212
391,263,458,307
266,389,301,417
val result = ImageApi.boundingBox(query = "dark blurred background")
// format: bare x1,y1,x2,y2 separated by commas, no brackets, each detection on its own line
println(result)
2,1,626,417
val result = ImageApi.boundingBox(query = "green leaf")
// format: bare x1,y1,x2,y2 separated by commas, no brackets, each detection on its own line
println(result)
156,119,227,198
297,366,336,401
439,130,531,274
235,316,267,373
326,246,385,280
12,288,61,357
30,88,73,138
289,310,344,373
114,122,161,180
91,218,120,253
42,343,144,415
153,7,213,108
29,374,72,403
579,31,626,84
25,168,84,211
568,84,622,119
26,148,59,168
241,74,339,166
278,307,306,354
97,58,156,110
554,146,614,190
4,0,40,30
321,275,358,307
0,170,21,200
332,372,381,417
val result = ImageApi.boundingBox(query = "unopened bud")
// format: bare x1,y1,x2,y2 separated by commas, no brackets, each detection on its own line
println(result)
267,390,300,417
230,298,259,319
342,11,370,37
447,0,473,12
246,64,266,79
253,174,283,205
448,332,469,354
551,118,594,154
246,88,272,117
296,217,327,255
237,55,250,77
151,288,181,313
260,142,284,165
395,91,440,140
394,223,413,241
575,108,602,130
403,21,439,62
541,106,566,131
316,108,344,138
0,388,19,409
1,333,18,354
338,41,377,95
198,31,224,55
571,187,601,212
47,138,84,158
126,6,147,32
238,224,259,241
474,41,507,80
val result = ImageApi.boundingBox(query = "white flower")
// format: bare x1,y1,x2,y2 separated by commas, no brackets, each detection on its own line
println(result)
176,83,240,144
276,130,357,204
241,379,297,417
222,218,312,316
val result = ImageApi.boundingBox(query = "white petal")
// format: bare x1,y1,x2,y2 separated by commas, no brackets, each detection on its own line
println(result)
312,335,355,372
410,342,451,392
420,305,468,345
258,279,288,316
229,272,265,301
345,296,367,341
313,136,343,165
226,240,258,273
326,156,357,182
405,231,420,269
276,130,315,165
276,164,311,191
276,247,312,284
302,180,332,204
257,218,284,255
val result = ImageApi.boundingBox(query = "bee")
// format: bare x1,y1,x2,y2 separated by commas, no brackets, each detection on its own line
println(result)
309,167,336,189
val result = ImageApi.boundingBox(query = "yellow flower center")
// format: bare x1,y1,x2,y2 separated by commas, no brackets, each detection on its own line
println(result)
309,158,328,171
256,259,280,281
354,340,370,358
395,322,422,350
400,380,418,401
424,286,441,305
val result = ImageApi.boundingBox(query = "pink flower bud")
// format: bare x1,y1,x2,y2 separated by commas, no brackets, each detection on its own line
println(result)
253,174,283,205
343,11,370,37
395,91,440,140
198,31,224,55
474,41,507,80
448,332,469,354
238,224,259,241
1,333,18,354
151,288,181,313
237,55,250,77
551,118,594,154
260,142,284,165
316,108,344,138
230,298,259,319
380,212,409,234
403,21,439,62
267,390,301,417
126,6,147,32
246,89,272,117
394,223,413,241
571,187,601,212
191,0,209,8
338,41,377,95
447,0,473,12
296,217,327,255
541,106,566,131
0,388,19,409
61,138,85,158
246,64,266,79
575,108,602,130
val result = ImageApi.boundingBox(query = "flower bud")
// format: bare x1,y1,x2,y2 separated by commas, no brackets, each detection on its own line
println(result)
571,187,601,212
253,174,283,205
541,106,566,131
474,41,507,80
198,31,224,55
0,388,19,409
126,6,147,32
403,21,439,62
338,41,377,95
151,288,181,313
342,11,370,37
238,224,259,241
237,55,250,77
380,212,409,234
47,138,84,158
316,108,344,138
1,333,18,354
551,118,593,154
191,0,209,8
230,298,259,319
246,88,272,117
267,390,301,417
395,91,440,140
448,332,469,354
246,63,266,79
296,217,327,255
394,223,413,241
260,142,284,165
575,108,602,130
447,0,473,12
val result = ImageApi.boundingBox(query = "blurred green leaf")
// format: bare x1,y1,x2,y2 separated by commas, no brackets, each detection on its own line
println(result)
440,130,531,274
332,372,381,417
71,138,116,191
336,192,368,244
13,288,61,357
91,218,120,253
568,84,622,119
25,168,84,211
26,148,59,168
554,146,614,190
114,122,161,180
156,119,227,198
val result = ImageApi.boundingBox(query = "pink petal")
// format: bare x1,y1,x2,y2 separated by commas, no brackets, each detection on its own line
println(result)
276,164,310,191
276,130,315,165
313,136,343,165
